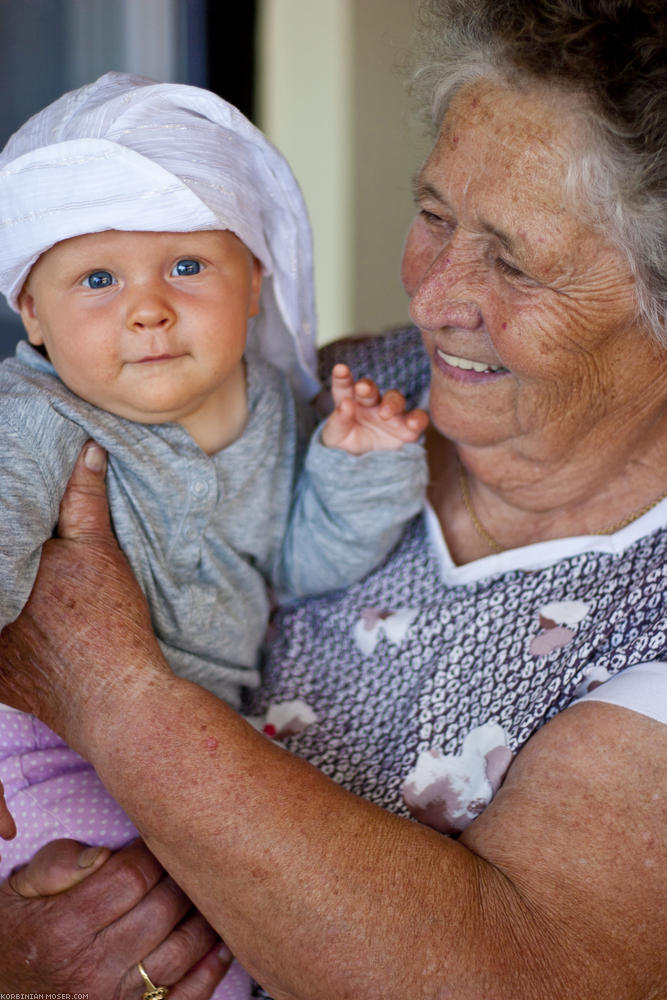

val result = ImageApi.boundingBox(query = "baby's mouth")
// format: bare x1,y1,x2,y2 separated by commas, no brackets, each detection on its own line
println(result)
136,353,181,363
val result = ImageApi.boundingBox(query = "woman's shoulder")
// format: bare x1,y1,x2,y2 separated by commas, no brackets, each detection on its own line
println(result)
317,326,430,409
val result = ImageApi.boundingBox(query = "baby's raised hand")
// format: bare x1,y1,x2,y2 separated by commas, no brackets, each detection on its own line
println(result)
321,364,428,455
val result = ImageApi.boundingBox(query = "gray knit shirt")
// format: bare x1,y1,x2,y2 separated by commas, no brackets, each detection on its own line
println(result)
0,341,427,707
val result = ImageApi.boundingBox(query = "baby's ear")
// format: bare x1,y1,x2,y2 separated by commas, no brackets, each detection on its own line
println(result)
17,287,45,346
248,256,263,318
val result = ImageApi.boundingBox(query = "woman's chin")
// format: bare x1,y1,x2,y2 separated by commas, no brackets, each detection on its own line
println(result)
427,382,516,448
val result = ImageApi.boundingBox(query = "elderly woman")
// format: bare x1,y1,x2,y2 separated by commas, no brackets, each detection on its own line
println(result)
1,0,665,997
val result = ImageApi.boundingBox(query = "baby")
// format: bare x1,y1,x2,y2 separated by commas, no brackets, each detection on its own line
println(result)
0,74,427,997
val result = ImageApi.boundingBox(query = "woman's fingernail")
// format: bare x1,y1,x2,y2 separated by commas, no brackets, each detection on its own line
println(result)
84,443,106,472
78,846,103,868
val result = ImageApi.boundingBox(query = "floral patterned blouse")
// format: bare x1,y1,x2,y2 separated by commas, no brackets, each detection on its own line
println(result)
246,326,666,997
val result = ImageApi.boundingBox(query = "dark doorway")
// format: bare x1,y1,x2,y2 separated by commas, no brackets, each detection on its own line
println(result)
206,1,257,121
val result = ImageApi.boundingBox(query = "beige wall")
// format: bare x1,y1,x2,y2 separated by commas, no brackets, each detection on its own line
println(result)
257,0,430,344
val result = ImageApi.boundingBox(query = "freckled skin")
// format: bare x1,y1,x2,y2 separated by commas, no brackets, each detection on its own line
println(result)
403,80,667,525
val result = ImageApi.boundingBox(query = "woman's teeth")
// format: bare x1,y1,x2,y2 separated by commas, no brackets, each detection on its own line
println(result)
436,350,505,373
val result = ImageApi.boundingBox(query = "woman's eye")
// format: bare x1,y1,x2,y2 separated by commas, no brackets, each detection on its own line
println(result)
419,208,445,226
418,209,455,239
496,257,524,279
172,259,201,277
82,270,115,289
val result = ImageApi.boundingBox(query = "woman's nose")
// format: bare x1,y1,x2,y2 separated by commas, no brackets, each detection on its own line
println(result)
404,240,483,333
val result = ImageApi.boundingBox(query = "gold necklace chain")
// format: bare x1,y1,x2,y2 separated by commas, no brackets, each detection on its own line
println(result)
458,462,667,554
458,464,505,553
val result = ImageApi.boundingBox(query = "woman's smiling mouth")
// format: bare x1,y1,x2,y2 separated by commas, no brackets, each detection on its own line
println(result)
435,349,507,377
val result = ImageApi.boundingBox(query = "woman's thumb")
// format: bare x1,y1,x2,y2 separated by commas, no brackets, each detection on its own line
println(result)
7,839,111,897
57,441,111,541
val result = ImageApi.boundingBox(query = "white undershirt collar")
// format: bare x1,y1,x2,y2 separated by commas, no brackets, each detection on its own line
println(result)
425,495,667,586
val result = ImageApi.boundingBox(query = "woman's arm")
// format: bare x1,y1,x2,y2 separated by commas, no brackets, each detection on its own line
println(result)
1,444,664,999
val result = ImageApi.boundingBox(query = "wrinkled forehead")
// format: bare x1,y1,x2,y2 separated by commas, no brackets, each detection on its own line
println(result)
421,79,584,219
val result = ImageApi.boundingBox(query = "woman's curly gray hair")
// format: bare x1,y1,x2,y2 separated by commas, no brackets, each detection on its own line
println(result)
412,0,666,346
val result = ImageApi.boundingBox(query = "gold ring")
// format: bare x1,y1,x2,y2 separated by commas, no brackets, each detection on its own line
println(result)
137,959,169,1000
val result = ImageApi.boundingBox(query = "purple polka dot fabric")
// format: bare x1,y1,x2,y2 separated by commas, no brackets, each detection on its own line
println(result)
0,709,251,998
0,710,138,874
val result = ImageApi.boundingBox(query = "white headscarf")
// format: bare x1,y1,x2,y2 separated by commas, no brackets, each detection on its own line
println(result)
0,72,319,399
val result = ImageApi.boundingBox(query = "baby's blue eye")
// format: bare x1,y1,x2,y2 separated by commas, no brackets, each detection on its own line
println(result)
172,259,201,276
83,270,115,289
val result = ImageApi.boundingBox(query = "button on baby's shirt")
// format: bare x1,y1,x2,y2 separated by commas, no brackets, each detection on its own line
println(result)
191,478,209,498
172,458,217,560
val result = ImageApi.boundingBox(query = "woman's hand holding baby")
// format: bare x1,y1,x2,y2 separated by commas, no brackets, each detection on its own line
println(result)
322,363,428,454
0,443,171,750
0,838,229,997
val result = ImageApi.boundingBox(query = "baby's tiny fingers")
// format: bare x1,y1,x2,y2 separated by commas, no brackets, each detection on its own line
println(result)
338,397,357,420
378,389,406,418
320,397,357,448
406,409,429,434
330,364,356,405
331,363,352,383
354,378,381,407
